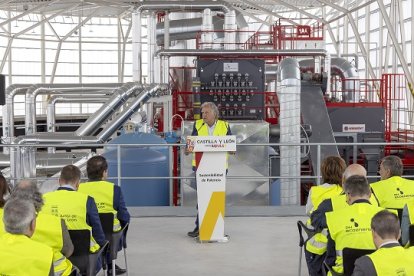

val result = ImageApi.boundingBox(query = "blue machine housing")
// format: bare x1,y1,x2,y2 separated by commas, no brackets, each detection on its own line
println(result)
104,132,170,206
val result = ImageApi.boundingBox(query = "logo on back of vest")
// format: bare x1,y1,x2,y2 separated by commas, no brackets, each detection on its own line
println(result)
394,188,414,199
345,218,370,233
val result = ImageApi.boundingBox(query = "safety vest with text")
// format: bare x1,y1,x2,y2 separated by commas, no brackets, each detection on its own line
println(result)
369,245,414,276
78,181,121,232
32,212,73,276
326,202,385,274
0,232,53,276
371,176,414,209
192,119,230,168
305,184,342,255
43,190,100,252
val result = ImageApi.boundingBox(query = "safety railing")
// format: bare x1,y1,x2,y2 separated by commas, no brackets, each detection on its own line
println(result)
3,140,414,207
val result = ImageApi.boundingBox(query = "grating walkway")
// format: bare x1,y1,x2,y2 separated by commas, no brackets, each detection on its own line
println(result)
103,216,309,276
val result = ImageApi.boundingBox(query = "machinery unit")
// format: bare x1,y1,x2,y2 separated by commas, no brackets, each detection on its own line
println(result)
197,59,265,120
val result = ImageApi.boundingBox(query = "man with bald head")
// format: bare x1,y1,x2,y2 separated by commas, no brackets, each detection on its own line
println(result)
311,164,371,231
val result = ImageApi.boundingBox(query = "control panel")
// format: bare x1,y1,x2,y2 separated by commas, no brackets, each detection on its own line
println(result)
197,59,265,120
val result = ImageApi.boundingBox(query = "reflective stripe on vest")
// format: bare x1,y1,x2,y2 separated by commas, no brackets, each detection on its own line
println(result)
371,176,414,209
192,119,230,168
326,203,384,274
32,212,73,276
305,228,329,255
78,181,121,232
43,190,100,253
0,232,54,276
369,246,414,276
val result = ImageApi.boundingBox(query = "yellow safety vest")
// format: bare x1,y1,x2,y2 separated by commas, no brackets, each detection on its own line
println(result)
0,208,4,237
369,246,414,276
43,190,100,253
32,212,73,276
326,202,385,274
371,176,414,209
305,184,342,255
406,201,414,226
192,119,230,168
331,193,379,210
78,181,121,232
0,232,53,276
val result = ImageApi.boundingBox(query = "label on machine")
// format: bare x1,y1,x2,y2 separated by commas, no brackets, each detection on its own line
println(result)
342,124,366,132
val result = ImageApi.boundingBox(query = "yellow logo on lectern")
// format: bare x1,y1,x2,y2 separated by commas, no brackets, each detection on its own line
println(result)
199,191,225,241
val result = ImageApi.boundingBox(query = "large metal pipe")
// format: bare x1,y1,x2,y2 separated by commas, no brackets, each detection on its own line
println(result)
156,16,225,45
24,83,120,135
96,84,166,142
277,58,301,205
10,84,167,182
299,57,359,102
3,85,30,153
46,95,110,133
156,49,331,57
74,82,143,137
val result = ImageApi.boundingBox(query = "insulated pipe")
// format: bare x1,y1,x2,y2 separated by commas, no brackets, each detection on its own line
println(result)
135,1,230,13
201,9,213,49
3,85,30,153
132,11,142,81
224,10,237,50
10,84,166,182
299,57,359,102
134,1,246,82
156,49,331,58
46,95,110,133
277,58,301,205
148,12,156,83
24,83,120,135
96,84,167,142
74,82,143,137
156,16,225,45
13,84,166,146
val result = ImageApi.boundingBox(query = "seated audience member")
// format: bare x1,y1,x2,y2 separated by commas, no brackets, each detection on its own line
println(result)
353,210,414,275
0,198,54,275
78,155,130,275
304,156,346,276
42,165,106,254
311,164,378,231
371,155,414,209
325,175,386,274
0,174,10,235
12,180,75,276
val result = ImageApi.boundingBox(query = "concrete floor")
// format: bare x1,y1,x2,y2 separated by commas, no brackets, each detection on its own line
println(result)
106,216,309,276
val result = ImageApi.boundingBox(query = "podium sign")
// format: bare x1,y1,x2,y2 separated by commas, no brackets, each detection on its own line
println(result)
187,135,236,242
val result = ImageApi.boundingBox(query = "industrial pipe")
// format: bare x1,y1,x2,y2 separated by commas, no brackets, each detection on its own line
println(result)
277,58,301,205
46,95,110,133
10,84,167,182
24,83,121,135
75,82,143,137
299,57,359,102
3,85,30,153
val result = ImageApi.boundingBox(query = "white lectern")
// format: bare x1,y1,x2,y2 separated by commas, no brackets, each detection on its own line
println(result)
186,135,236,242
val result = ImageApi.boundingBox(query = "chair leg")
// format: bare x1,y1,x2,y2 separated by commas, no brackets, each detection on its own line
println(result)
298,246,303,276
112,262,116,276
124,248,128,276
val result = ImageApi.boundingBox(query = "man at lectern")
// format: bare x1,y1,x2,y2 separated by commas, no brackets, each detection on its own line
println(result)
187,102,232,238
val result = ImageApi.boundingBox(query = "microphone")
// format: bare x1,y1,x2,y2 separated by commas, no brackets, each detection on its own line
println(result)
196,122,205,134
